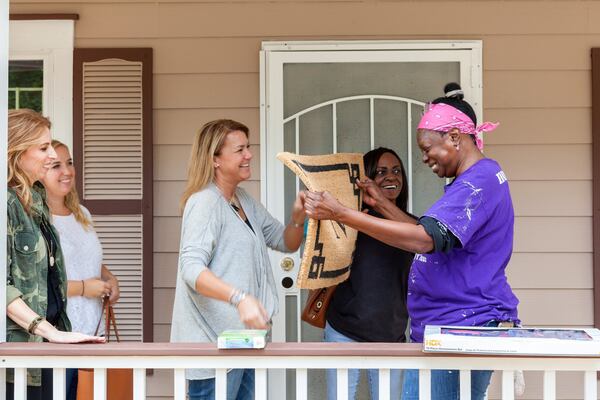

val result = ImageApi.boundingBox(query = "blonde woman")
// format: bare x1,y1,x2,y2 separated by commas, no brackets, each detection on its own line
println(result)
6,109,104,400
171,119,305,400
40,140,121,400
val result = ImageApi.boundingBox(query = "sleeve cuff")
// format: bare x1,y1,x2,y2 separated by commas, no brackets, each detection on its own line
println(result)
181,264,207,291
7,285,23,305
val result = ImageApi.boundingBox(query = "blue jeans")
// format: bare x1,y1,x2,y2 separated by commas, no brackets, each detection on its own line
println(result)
402,320,505,400
188,369,254,400
325,322,402,400
401,369,492,400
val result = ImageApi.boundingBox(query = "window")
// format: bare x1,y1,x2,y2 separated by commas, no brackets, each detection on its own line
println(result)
8,59,43,111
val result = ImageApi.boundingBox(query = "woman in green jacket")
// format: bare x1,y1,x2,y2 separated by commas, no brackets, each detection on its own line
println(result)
6,109,103,400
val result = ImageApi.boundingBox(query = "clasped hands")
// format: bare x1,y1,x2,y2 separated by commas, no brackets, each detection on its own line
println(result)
83,277,120,304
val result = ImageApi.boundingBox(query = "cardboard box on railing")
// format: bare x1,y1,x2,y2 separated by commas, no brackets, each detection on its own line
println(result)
423,325,600,356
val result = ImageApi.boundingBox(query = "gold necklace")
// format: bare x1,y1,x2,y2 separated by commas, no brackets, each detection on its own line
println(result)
230,194,240,209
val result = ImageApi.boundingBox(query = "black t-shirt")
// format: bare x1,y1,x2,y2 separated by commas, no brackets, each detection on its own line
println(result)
39,218,63,326
326,210,414,342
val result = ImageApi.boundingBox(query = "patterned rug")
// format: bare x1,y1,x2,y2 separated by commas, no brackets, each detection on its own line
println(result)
277,152,364,289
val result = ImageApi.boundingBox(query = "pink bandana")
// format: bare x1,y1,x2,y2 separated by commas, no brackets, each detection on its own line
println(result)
417,103,499,150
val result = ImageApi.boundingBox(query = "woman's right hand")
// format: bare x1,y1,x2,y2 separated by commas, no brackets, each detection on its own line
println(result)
357,178,389,211
83,278,111,299
237,295,270,329
44,328,106,344
304,191,346,221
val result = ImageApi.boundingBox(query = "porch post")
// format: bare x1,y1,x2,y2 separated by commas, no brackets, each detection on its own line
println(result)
1,0,9,343
1,0,9,398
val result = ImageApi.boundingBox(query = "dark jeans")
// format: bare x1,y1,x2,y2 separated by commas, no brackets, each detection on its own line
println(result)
6,368,53,400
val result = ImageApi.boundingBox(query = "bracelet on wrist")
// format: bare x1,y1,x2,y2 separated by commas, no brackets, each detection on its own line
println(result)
291,219,304,228
228,288,247,307
27,315,45,335
81,280,85,296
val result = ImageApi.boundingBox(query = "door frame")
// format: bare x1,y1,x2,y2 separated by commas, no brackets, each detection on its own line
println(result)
259,40,482,396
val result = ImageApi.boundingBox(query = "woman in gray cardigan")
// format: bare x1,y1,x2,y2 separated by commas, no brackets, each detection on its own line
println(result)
171,119,305,400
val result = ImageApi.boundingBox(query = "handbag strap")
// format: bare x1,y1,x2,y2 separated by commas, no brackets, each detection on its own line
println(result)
93,297,121,342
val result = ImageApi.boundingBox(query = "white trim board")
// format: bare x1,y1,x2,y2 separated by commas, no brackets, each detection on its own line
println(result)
262,40,482,52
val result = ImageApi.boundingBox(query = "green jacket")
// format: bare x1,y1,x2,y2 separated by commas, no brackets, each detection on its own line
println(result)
6,183,71,386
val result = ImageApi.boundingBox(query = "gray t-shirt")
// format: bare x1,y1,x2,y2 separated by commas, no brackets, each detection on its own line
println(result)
170,183,289,380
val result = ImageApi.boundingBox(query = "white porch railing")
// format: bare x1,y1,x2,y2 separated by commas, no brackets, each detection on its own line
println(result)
1,342,600,400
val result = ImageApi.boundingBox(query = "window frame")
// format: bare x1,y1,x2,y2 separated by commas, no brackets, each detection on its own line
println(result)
8,19,74,148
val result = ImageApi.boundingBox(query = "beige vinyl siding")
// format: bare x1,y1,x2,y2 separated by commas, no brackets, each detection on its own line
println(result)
9,0,600,397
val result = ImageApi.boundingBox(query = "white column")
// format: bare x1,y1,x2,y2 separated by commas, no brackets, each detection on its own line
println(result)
173,369,186,400
418,369,431,400
255,368,267,400
215,368,227,400
13,368,27,400
94,368,107,400
459,370,471,400
501,370,514,400
296,368,308,400
584,370,597,400
53,368,66,400
378,368,391,400
543,370,556,400
0,0,9,350
133,368,146,400
0,6,8,400
336,368,348,400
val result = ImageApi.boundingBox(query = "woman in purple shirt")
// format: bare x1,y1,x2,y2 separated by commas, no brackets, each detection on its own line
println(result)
304,83,519,400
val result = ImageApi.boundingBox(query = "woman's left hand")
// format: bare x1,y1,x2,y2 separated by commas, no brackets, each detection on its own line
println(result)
106,279,120,304
45,329,106,344
304,191,345,221
291,191,307,225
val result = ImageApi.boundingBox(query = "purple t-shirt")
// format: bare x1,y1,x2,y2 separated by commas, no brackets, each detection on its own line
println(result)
408,158,520,342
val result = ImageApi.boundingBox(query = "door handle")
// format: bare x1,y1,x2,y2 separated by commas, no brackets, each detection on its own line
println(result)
280,257,294,271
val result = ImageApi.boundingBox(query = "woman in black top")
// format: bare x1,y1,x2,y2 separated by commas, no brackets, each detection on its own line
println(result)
325,147,416,400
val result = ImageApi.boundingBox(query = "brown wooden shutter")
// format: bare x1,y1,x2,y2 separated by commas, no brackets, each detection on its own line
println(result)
74,48,153,342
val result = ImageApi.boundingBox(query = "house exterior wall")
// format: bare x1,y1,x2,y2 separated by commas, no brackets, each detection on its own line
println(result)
8,0,600,398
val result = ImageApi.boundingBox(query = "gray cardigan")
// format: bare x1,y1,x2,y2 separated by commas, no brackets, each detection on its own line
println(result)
170,183,290,380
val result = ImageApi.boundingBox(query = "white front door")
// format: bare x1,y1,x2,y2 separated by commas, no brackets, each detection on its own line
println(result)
261,40,482,399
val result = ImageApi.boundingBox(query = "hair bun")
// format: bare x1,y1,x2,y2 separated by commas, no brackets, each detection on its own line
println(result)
444,82,464,100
